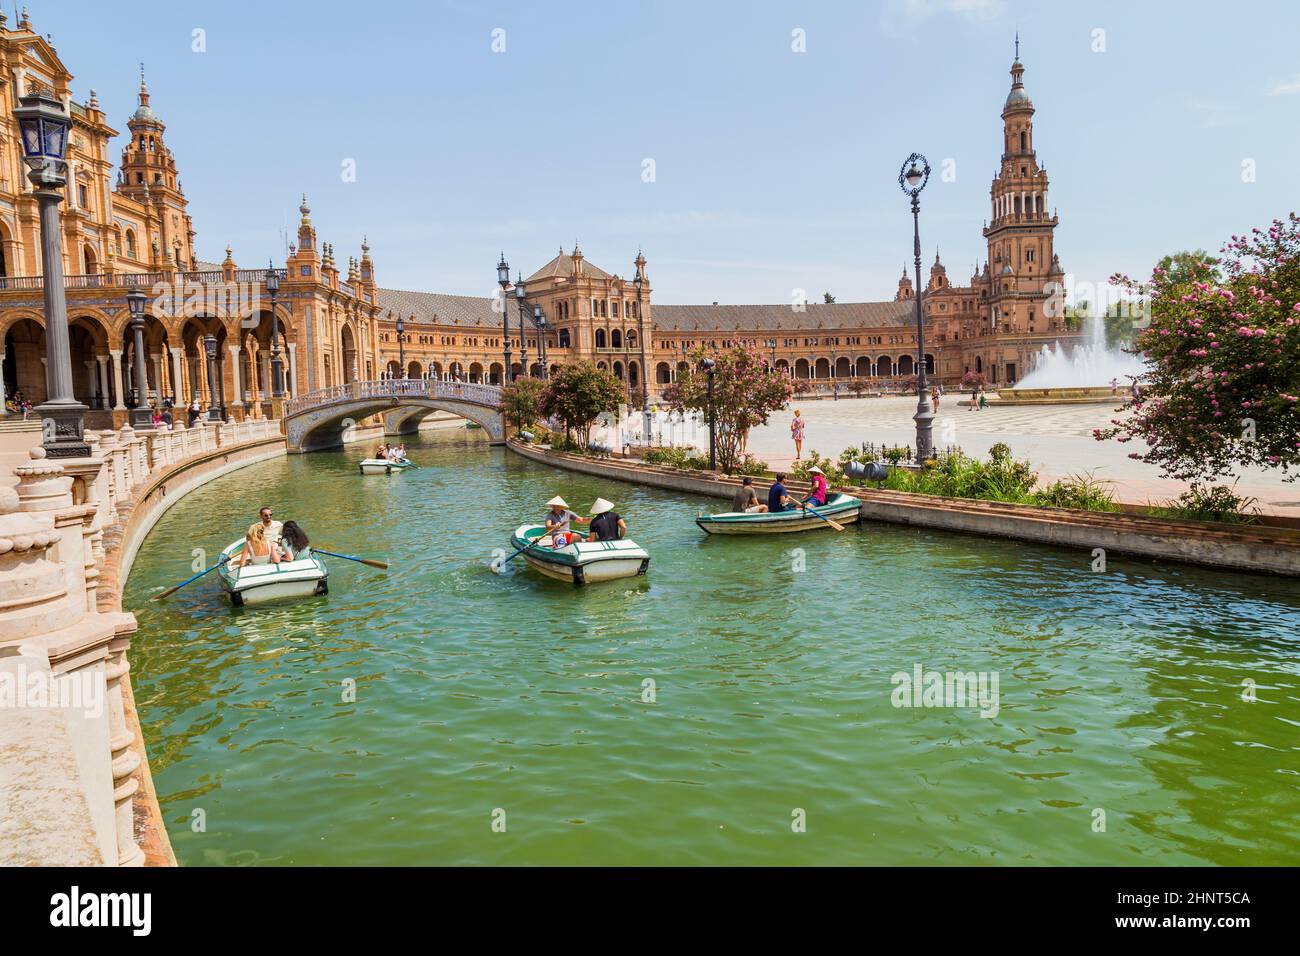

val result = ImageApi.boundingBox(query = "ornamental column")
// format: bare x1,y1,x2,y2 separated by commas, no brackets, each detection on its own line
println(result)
109,349,127,410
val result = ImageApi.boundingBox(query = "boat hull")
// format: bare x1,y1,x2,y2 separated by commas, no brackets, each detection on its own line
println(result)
696,493,861,535
358,458,403,475
510,525,650,585
217,540,329,606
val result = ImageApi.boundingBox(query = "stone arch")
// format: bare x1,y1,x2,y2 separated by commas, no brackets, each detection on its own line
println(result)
656,361,671,384
341,323,359,383
407,360,422,379
834,356,851,377
288,396,504,452
794,358,810,379
595,328,607,349
487,361,501,385
897,354,914,376
877,355,894,376
611,329,623,349
814,357,831,379
855,355,870,376
2,315,46,404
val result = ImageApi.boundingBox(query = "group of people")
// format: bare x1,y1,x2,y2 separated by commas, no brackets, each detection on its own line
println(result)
967,386,990,411
238,506,312,569
4,390,33,418
373,443,408,462
731,466,828,514
543,495,627,545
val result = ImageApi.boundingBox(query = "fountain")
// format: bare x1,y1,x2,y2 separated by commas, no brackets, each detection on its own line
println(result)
996,313,1147,403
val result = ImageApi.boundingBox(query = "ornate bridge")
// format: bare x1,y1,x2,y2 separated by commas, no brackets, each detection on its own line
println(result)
283,379,505,452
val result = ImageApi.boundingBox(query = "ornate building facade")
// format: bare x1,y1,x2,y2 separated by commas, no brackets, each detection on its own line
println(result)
0,12,1073,425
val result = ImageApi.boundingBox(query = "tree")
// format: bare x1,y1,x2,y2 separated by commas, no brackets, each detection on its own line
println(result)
500,376,546,435
823,292,837,304
845,378,870,398
539,361,623,447
1154,249,1221,286
961,371,987,390
1096,215,1300,482
662,345,793,473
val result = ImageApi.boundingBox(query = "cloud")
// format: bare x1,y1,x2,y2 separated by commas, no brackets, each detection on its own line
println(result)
1267,75,1300,96
895,0,1009,21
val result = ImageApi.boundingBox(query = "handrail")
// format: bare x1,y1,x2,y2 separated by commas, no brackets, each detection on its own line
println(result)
284,378,503,416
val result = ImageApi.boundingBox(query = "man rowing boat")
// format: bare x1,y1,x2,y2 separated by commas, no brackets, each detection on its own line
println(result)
544,495,590,545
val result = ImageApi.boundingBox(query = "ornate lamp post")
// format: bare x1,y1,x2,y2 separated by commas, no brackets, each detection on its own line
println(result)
126,289,153,429
396,314,406,378
899,152,934,462
533,306,548,378
497,253,512,382
16,90,87,456
634,270,649,408
701,355,716,471
203,332,222,421
514,273,528,377
266,262,284,399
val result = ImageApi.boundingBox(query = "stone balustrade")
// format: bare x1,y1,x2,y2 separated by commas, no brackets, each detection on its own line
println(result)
0,416,284,866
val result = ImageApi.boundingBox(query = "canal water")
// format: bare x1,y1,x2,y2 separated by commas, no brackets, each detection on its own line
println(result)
124,433,1300,865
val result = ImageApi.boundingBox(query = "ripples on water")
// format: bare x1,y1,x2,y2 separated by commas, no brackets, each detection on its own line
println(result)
124,437,1300,865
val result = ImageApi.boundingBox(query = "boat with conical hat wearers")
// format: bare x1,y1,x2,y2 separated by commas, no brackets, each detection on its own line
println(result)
696,487,861,534
509,495,649,585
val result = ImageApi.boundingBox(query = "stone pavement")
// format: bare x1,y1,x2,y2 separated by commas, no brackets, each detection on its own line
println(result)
741,396,1300,518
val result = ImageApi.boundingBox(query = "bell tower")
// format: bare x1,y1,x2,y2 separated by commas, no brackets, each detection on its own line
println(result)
982,39,1058,334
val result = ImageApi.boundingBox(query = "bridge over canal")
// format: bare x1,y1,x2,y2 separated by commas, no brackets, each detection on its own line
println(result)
283,379,505,452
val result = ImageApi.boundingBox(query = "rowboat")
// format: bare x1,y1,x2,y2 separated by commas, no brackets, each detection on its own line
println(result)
358,458,413,475
509,524,650,585
216,539,329,606
695,492,862,534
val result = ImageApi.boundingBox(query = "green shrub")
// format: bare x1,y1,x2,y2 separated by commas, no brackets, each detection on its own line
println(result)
791,450,843,483
1032,473,1119,511
1147,484,1261,524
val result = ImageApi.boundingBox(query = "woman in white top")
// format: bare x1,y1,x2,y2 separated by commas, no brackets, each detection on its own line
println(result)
239,524,281,568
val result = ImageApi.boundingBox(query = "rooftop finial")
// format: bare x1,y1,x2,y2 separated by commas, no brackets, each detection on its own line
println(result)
1015,30,1019,61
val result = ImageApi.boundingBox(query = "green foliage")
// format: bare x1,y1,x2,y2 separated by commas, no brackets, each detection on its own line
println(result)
1034,474,1120,511
1098,218,1300,483
499,376,546,434
661,345,793,473
823,292,837,304
790,450,843,483
539,361,623,447
643,445,712,471
1146,484,1261,524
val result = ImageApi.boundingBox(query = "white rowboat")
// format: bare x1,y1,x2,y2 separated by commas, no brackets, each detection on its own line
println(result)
509,524,650,585
217,539,329,606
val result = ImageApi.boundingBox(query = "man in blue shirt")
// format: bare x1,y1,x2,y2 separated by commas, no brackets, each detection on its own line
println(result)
767,474,795,512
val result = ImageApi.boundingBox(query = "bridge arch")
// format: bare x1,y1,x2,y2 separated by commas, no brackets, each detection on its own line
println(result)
284,379,505,452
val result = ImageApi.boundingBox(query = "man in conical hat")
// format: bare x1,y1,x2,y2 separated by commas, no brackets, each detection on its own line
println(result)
544,495,588,541
587,497,627,542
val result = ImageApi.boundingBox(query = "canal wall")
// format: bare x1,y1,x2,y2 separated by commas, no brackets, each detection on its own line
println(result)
0,418,285,866
506,440,1300,577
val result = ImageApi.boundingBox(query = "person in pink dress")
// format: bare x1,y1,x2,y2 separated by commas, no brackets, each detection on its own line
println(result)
790,410,805,460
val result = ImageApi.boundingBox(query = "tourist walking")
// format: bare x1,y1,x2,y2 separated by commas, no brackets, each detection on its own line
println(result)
931,386,940,413
790,410,805,460
978,388,989,410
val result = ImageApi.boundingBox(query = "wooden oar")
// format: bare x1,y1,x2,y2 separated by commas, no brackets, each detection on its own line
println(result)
793,495,845,532
153,556,228,600
311,547,389,570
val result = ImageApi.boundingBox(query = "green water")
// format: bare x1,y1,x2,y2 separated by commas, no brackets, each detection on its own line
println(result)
124,436,1300,865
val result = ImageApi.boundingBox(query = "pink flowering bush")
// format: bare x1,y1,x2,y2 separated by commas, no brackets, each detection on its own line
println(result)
1097,214,1300,482
662,345,793,473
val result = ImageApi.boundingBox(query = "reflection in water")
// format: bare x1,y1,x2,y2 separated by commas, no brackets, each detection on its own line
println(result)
125,434,1300,865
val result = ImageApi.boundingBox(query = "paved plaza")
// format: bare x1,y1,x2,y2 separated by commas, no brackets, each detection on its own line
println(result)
609,395,1299,518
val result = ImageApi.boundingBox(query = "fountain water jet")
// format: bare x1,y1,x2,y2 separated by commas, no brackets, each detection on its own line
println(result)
996,314,1147,403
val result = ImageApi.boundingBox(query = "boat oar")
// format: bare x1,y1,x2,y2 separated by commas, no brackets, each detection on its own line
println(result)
793,495,845,532
153,556,228,600
311,547,389,570
493,534,549,572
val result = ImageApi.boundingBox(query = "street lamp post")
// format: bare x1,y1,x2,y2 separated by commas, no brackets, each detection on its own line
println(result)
126,289,153,429
396,314,406,378
702,356,716,471
533,306,548,378
16,90,88,456
203,333,222,421
514,274,528,377
496,253,512,383
266,263,284,399
899,152,935,462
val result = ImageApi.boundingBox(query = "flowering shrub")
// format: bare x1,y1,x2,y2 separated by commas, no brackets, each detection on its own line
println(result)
1097,214,1300,482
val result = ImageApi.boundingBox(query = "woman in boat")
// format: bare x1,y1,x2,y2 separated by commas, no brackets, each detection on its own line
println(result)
587,498,626,542
279,521,311,560
238,523,281,569
806,466,829,507
544,496,589,543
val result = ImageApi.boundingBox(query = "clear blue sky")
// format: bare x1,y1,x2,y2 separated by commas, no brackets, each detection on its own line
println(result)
36,0,1300,304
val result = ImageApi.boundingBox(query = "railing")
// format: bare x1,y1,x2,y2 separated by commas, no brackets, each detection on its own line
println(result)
285,378,503,416
0,268,292,292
